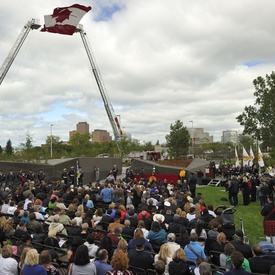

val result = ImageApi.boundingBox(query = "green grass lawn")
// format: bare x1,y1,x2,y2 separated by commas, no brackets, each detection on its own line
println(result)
197,185,266,245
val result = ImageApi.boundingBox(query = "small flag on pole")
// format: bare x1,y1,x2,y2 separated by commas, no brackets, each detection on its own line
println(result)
243,147,249,166
249,146,254,167
235,147,239,167
258,146,265,167
41,4,92,35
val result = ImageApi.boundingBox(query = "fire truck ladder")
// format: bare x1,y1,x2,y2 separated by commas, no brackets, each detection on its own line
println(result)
76,25,123,145
0,19,41,86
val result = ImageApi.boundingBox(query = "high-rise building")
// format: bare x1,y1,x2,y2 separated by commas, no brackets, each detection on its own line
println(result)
186,128,213,144
76,122,89,134
222,130,238,144
69,122,90,140
92,129,112,142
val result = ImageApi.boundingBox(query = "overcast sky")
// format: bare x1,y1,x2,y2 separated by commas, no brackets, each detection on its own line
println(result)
0,0,275,148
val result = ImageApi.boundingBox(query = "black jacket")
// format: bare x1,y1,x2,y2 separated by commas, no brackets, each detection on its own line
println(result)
168,259,191,275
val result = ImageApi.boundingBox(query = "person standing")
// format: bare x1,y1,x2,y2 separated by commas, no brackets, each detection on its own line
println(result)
261,195,275,243
61,168,68,184
68,166,76,185
228,176,239,206
188,173,197,198
95,166,100,183
196,169,204,186
112,165,119,181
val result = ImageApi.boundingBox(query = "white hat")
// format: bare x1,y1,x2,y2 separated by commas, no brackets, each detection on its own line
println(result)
164,201,171,207
153,214,165,223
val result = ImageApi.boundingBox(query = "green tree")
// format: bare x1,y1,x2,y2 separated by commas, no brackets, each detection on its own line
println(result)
69,132,92,156
5,139,13,155
236,71,275,150
165,120,190,159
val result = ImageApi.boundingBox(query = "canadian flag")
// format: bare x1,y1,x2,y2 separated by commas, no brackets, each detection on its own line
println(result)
41,4,92,35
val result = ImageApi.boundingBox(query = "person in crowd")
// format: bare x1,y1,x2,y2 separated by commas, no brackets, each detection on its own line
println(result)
39,250,59,275
228,176,239,206
154,260,166,275
67,236,84,264
97,236,115,259
241,176,250,206
230,230,252,259
168,214,182,234
176,226,190,248
167,233,181,256
208,232,227,266
100,182,113,204
94,249,112,275
80,222,89,240
261,194,275,243
224,251,250,275
0,244,18,275
17,234,33,256
190,219,207,247
108,225,123,247
48,214,67,236
154,243,172,275
198,262,212,275
128,228,153,251
21,248,47,275
184,233,207,265
106,250,133,275
84,234,99,258
122,219,135,237
168,248,190,275
147,220,167,244
220,243,251,272
115,239,128,254
68,244,96,275
248,244,274,274
128,237,154,270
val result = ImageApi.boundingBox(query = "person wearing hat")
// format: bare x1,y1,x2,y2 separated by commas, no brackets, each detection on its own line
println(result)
128,237,154,270
230,230,252,259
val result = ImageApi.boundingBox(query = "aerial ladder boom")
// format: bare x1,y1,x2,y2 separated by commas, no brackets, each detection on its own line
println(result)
76,25,123,142
0,18,41,85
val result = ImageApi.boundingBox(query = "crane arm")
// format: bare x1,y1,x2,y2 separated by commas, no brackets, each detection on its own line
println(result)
0,18,41,86
76,25,123,142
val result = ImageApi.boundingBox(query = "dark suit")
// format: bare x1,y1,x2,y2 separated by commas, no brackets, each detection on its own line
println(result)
128,249,154,270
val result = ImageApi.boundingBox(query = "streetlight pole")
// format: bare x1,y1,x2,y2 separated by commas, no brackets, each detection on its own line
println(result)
50,124,53,159
189,120,194,156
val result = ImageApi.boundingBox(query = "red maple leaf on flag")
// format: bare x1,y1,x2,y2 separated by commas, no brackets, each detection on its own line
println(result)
52,8,72,23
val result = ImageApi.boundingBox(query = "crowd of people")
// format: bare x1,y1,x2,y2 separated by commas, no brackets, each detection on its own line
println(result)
0,163,274,275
